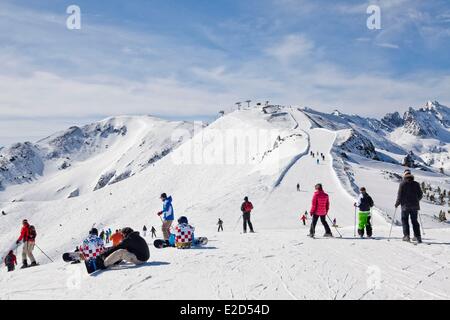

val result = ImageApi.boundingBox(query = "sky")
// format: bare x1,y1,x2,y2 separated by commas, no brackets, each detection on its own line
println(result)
0,0,449,146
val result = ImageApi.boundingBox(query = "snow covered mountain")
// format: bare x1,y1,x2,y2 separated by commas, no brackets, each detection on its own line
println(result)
302,101,450,172
0,104,449,300
0,116,201,201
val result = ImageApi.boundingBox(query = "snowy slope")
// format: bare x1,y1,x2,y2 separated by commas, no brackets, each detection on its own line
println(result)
0,116,200,201
1,106,449,300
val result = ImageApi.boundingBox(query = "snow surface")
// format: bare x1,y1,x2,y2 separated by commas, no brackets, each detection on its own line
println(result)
1,107,449,300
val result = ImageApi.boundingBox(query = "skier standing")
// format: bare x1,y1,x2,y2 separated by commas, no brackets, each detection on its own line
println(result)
217,218,224,232
297,183,300,192
157,193,174,241
143,225,147,237
354,187,374,238
241,196,255,233
151,226,157,238
100,230,105,242
316,159,320,165
300,213,307,226
395,171,423,243
16,219,37,268
4,250,17,272
308,184,332,237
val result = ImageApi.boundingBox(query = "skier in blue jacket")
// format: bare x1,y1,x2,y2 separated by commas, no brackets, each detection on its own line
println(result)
157,193,174,241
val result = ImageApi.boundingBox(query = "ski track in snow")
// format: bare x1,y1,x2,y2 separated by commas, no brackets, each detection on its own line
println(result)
1,108,450,300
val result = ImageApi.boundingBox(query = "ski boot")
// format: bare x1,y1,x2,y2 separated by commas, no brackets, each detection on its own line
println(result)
412,237,422,244
323,233,333,238
307,233,314,238
29,261,38,267
402,236,410,242
20,260,28,269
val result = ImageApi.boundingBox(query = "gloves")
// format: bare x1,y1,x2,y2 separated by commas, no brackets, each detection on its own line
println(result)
157,211,163,216
16,240,20,245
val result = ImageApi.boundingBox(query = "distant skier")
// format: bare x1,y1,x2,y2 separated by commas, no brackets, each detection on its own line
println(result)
99,227,149,269
4,250,17,272
395,171,423,243
217,218,224,232
300,213,307,226
297,183,300,192
110,229,123,247
316,159,320,165
354,187,374,238
100,230,105,242
241,196,255,233
143,225,147,237
157,193,174,241
1,210,6,216
308,184,332,237
16,219,37,268
105,229,110,244
151,226,157,238
332,218,337,227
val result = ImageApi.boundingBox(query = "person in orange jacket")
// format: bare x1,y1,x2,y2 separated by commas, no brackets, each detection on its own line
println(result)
110,229,124,247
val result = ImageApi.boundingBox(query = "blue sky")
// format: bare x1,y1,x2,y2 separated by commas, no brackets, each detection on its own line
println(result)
0,0,449,145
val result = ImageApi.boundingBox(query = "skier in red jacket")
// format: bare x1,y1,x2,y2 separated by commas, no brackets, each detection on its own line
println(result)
16,219,37,268
308,184,333,238
241,196,255,233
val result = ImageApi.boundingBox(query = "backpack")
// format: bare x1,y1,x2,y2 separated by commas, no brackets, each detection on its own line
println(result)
243,201,253,213
28,225,37,241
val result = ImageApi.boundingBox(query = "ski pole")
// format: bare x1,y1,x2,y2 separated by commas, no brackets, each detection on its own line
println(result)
34,244,54,262
326,215,342,238
388,207,398,242
418,211,426,236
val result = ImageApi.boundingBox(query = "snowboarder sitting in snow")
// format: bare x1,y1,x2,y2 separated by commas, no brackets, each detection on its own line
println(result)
99,227,150,269
354,187,374,238
157,193,174,241
170,216,195,249
308,184,332,238
16,219,38,268
4,250,17,272
79,228,105,270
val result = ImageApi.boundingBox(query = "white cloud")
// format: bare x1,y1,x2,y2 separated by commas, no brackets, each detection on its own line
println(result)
266,34,315,64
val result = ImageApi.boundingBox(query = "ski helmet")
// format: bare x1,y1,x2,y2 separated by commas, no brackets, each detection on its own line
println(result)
160,193,167,200
121,227,133,237
177,216,188,224
89,228,98,236
244,196,248,202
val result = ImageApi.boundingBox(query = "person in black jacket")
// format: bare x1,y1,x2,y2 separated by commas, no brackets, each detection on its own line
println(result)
354,187,374,238
395,172,423,243
100,227,150,269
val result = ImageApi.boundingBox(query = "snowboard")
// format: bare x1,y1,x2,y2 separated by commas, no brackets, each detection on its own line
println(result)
153,237,208,249
62,252,81,263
